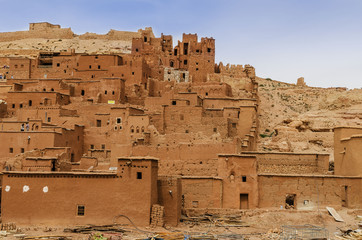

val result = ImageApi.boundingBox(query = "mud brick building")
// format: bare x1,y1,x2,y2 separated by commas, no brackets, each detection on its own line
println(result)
0,22,360,227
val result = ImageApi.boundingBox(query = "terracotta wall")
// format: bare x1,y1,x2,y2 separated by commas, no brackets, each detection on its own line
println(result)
181,177,222,208
334,127,362,176
157,176,182,226
2,158,158,226
258,175,362,209
217,155,259,209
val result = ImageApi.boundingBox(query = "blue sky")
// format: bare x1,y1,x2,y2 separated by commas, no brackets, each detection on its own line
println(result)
0,0,361,89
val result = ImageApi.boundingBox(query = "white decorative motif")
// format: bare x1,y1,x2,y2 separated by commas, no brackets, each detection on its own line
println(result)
23,185,30,192
5,185,10,192
43,186,48,193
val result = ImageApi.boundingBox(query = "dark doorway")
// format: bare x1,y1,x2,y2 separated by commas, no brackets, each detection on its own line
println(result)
285,194,296,209
342,186,348,207
51,160,56,171
240,194,249,209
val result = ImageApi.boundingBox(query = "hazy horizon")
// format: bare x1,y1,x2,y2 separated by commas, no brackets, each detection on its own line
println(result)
0,0,361,89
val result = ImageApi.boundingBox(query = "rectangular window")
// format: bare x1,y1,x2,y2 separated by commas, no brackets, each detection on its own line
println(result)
98,65,101,69
77,205,85,216
47,117,51,122
21,148,24,153
137,172,142,179
242,176,247,182
90,145,94,149
183,60,187,65
96,120,101,127
101,144,105,150
56,63,60,67
116,118,122,124
9,148,13,153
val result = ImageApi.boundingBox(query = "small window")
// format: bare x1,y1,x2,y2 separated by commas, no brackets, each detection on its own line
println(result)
144,36,147,42
132,72,135,75
81,90,85,96
196,49,200,53
21,64,24,68
89,65,92,69
232,123,237,128
90,145,94,149
213,127,217,133
137,172,142,179
184,60,187,65
95,56,98,59
47,117,51,122
12,104,15,108
9,148,13,153
172,100,176,105
112,91,115,95
51,88,54,91
15,64,18,69
131,128,134,133
207,48,211,53
180,114,184,120
43,88,46,91
77,205,85,216
21,148,24,153
105,90,107,95
135,48,139,52
101,144,105,150
96,120,101,127
117,118,122,124
206,92,208,96
196,68,199,71
174,49,177,56
98,65,101,69
242,176,247,182
64,70,67,73
19,104,23,108
57,63,60,67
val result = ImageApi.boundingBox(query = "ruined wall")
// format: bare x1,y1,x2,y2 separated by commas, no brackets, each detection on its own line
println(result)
242,152,330,175
0,23,74,42
258,175,362,209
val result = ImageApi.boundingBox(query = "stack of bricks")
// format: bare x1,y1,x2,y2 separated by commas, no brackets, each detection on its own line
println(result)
150,204,165,228
1,223,16,231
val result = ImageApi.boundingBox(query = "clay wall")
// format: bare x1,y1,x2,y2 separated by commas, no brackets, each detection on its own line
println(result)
163,67,189,83
258,175,362,209
338,135,362,176
112,142,238,176
0,131,57,157
203,98,256,109
157,176,182,226
8,58,31,79
0,101,6,117
6,92,70,114
242,152,330,175
217,155,259,209
1,157,159,226
0,26,74,42
334,127,362,176
181,177,222,208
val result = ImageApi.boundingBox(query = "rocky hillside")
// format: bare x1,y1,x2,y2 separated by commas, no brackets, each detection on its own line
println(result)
256,77,362,160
